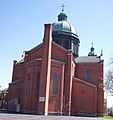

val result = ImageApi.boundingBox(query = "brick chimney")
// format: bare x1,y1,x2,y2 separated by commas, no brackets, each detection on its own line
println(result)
38,24,52,115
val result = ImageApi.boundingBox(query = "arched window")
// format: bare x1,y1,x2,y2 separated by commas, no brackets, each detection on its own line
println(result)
86,68,90,80
36,72,40,96
65,39,69,49
52,74,58,96
25,74,31,96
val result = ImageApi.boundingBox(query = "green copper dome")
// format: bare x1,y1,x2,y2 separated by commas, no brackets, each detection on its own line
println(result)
52,21,78,37
52,12,78,38
52,9,80,57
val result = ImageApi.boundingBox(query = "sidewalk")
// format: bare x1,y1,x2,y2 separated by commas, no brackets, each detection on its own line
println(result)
0,113,112,120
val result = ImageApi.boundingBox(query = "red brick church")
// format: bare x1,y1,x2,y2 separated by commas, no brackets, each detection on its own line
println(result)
7,9,104,116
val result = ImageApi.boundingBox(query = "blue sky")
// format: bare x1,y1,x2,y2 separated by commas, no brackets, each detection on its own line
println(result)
0,0,113,106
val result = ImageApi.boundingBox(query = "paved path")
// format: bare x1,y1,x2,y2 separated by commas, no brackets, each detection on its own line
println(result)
0,113,112,120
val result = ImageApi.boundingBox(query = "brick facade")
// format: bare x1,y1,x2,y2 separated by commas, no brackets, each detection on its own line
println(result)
7,24,104,116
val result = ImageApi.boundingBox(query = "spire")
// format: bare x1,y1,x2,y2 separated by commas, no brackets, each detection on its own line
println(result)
61,4,65,12
58,4,67,21
88,42,96,56
91,42,93,47
91,42,94,52
100,49,103,56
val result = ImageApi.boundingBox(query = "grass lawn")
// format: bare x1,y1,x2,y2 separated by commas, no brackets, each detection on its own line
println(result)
101,115,113,119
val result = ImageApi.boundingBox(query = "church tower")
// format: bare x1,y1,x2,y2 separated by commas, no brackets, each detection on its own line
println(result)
88,43,97,56
52,6,80,57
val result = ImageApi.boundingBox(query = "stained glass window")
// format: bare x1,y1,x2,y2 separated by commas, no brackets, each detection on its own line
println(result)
86,68,90,80
36,72,40,96
52,74,58,96
25,74,31,96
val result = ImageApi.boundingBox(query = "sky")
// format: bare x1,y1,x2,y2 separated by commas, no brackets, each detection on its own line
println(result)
0,0,113,106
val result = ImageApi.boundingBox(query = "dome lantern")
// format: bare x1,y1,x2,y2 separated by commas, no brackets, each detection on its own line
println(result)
88,42,97,56
58,12,67,21
58,4,67,21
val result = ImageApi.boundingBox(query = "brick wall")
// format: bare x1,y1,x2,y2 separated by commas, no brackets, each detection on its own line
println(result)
71,78,97,116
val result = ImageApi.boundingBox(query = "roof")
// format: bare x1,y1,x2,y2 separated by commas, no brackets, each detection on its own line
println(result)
15,57,24,64
1,88,8,93
52,11,78,38
75,56,100,63
52,21,78,37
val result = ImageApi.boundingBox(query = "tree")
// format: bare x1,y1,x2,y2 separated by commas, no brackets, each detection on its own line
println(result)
105,57,113,95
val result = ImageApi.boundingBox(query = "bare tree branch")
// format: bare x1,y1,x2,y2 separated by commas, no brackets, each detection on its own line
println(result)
105,54,113,95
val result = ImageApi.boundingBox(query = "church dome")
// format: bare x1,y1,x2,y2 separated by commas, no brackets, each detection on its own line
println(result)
52,8,80,57
52,21,78,37
52,11,78,38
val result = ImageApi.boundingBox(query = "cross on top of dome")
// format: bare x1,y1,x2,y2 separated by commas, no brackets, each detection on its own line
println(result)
88,42,97,56
91,42,94,47
58,4,67,21
61,4,65,12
